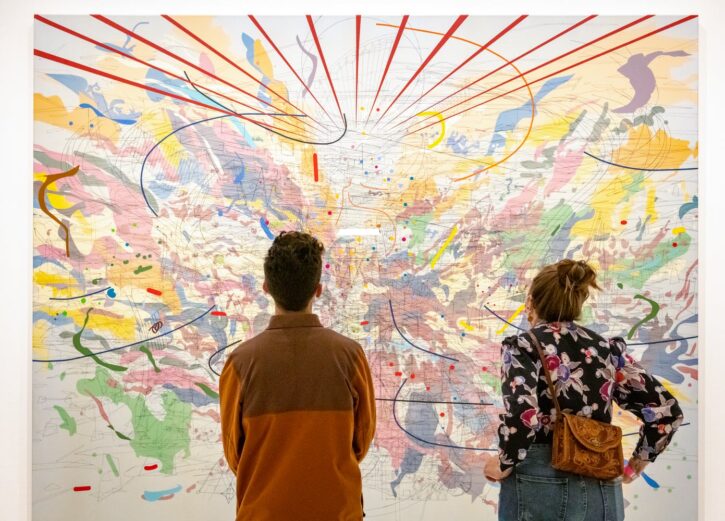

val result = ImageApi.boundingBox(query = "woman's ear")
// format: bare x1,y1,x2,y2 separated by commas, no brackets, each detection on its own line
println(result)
263,280,269,294
315,283,322,298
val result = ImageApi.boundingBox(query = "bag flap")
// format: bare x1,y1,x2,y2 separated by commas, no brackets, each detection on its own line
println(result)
561,413,622,452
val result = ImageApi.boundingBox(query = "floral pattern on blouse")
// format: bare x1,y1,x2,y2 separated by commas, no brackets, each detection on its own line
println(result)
497,321,684,471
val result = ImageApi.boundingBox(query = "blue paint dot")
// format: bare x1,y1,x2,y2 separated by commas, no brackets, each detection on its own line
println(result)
410,176,414,180
218,209,223,216
125,243,129,247
106,288,116,298
68,121,73,126
461,332,466,337
90,123,94,128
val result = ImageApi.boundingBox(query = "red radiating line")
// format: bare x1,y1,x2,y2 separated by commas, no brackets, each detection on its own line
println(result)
161,15,326,132
73,486,92,492
372,15,468,130
92,15,304,124
388,15,527,125
211,311,227,316
33,49,299,136
408,15,697,138
391,15,598,130
248,15,337,128
364,15,409,127
409,15,653,131
313,153,320,182
33,16,307,135
306,15,344,123
146,288,162,296
355,15,361,125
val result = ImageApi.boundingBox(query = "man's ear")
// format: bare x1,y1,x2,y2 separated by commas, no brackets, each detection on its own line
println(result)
263,280,269,294
315,283,322,298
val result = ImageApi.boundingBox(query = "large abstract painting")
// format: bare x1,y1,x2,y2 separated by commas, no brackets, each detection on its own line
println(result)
33,15,698,520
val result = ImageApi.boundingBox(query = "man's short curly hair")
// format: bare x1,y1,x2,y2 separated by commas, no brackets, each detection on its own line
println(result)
264,231,325,311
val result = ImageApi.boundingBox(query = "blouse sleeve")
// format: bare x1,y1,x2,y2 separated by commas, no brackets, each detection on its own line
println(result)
609,337,684,462
498,334,541,471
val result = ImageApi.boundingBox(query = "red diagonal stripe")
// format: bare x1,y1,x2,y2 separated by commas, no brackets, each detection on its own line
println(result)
92,15,301,121
389,15,527,124
33,49,301,136
408,16,698,146
411,15,653,131
390,15,597,130
306,15,344,123
248,15,338,128
364,15,409,127
34,15,309,135
161,15,325,132
355,15,361,125
372,15,468,129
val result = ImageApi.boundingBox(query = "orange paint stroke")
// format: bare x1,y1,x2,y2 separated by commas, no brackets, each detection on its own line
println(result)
37,165,79,257
375,23,536,182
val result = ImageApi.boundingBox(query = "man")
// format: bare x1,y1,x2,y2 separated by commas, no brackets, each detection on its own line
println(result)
220,231,376,521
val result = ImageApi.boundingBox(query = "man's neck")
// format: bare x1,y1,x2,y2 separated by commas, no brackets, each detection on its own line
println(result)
274,303,314,316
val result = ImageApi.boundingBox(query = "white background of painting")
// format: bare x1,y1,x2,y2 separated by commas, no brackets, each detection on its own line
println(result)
1,0,722,519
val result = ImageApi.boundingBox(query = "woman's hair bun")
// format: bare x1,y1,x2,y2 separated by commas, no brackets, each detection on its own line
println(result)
556,259,600,292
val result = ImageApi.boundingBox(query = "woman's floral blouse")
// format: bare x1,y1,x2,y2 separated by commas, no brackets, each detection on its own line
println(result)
498,321,684,471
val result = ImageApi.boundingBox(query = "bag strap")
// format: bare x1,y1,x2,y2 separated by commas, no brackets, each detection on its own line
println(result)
527,330,562,417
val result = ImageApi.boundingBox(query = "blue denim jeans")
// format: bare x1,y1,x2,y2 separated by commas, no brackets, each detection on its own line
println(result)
499,444,625,521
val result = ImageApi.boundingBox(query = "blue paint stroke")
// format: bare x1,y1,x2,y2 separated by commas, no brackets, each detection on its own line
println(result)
242,32,273,105
679,195,698,218
162,384,217,406
389,300,459,361
32,306,215,363
624,459,660,489
295,35,318,97
142,485,182,502
260,217,275,239
79,103,137,125
487,75,572,154
392,378,495,451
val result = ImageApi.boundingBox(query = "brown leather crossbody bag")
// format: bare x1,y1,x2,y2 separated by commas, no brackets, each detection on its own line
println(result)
528,331,623,480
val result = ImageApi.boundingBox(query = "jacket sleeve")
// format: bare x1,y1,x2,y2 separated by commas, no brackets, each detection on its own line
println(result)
352,346,376,462
219,353,244,475
610,337,684,462
498,334,541,471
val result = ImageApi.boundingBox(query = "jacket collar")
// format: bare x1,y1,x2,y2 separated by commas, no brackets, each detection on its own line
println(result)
267,313,323,330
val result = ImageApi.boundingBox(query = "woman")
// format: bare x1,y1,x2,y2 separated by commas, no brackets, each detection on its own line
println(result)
484,259,684,521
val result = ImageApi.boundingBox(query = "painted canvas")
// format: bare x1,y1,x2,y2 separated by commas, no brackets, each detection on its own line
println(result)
33,15,698,520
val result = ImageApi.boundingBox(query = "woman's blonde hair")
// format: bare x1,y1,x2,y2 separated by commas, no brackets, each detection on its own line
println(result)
529,259,600,322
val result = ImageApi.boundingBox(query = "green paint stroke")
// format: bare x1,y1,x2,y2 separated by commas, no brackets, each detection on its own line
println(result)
134,265,152,274
195,382,219,400
77,367,192,474
627,294,661,339
105,454,120,477
53,405,77,436
73,309,127,372
140,345,161,373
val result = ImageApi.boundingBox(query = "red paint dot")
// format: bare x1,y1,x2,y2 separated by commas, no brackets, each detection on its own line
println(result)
325,263,330,269
402,237,407,242
449,364,455,371
376,108,380,112
327,211,332,215
482,367,488,372
621,219,627,225
265,220,269,225
673,242,678,247
439,412,445,417
426,386,431,391
394,371,402,377
410,373,416,379
388,362,395,367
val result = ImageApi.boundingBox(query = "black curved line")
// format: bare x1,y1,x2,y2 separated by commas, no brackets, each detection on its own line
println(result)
389,300,459,362
184,71,348,146
583,151,698,172
208,338,244,377
378,397,493,406
33,306,215,363
483,305,525,332
391,378,496,452
49,287,111,301
483,306,698,345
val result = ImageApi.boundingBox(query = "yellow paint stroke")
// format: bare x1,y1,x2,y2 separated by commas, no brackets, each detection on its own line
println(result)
672,226,686,235
430,225,458,269
497,304,526,335
459,319,474,332
416,111,445,149
660,379,690,404
375,23,536,182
